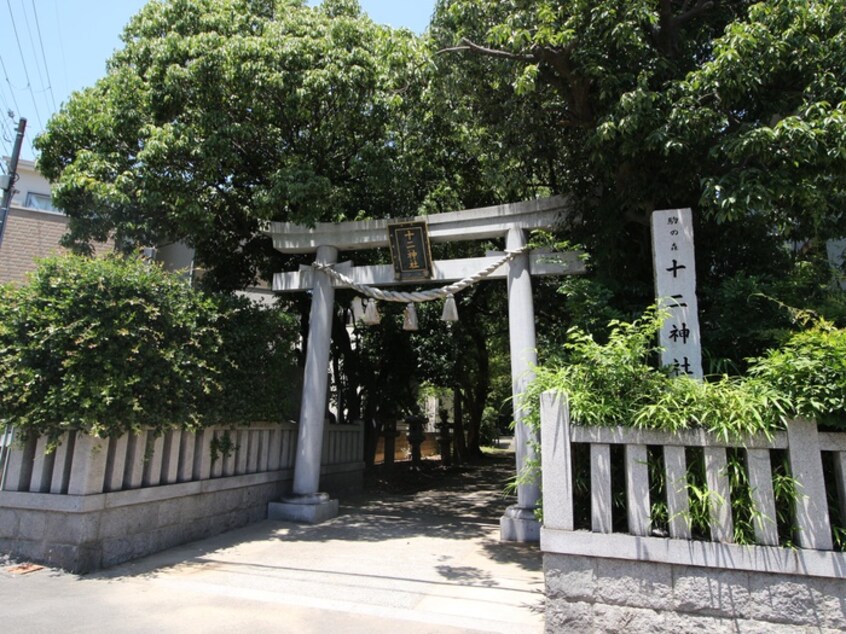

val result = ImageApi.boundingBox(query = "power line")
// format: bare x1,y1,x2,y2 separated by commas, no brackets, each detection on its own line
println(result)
30,0,58,112
0,54,23,119
0,125,11,160
6,0,45,130
0,86,12,122
20,0,51,117
0,79,23,157
0,89,16,141
0,136,11,163
0,114,13,150
52,0,69,101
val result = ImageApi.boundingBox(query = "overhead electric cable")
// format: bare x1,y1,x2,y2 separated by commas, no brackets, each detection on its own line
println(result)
0,103,16,158
52,0,69,99
21,0,50,114
0,90,12,123
6,0,45,130
0,54,23,119
0,115,12,147
30,0,58,112
0,92,16,141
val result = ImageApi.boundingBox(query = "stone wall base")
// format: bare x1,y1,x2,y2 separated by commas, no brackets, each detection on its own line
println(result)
544,553,846,633
0,463,363,573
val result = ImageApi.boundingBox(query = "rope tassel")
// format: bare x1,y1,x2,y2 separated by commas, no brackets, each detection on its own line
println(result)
403,303,419,331
351,297,365,324
363,299,381,325
441,294,459,322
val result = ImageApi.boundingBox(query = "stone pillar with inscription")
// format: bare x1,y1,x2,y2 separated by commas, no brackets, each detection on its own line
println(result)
651,208,703,379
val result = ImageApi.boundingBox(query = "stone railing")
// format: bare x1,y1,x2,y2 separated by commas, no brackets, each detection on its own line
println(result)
0,422,362,495
539,391,846,632
0,421,364,572
321,422,364,467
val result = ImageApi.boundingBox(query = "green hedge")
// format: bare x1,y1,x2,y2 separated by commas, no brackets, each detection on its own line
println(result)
526,307,846,441
0,255,298,440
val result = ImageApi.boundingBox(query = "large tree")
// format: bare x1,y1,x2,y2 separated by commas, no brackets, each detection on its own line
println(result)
429,0,846,361
36,0,428,289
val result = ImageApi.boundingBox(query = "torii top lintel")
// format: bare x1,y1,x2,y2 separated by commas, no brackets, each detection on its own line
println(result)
265,196,567,254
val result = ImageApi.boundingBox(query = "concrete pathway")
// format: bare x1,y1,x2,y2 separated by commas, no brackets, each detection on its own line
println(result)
0,455,544,633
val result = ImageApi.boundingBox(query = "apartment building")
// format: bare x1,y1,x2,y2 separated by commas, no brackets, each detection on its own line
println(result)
0,160,272,303
0,159,86,284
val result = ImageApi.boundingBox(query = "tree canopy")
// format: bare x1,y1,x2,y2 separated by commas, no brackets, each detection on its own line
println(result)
36,0,427,288
430,0,846,287
32,0,846,445
428,0,846,367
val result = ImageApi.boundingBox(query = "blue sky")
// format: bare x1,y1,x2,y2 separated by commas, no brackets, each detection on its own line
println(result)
0,1,434,162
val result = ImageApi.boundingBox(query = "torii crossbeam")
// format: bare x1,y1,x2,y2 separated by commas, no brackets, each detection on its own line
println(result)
264,196,583,541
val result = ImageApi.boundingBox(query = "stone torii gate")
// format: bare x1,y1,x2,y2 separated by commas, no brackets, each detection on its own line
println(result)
265,196,582,541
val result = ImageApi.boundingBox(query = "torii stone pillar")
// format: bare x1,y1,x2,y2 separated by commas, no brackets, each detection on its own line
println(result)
268,245,340,523
500,227,542,541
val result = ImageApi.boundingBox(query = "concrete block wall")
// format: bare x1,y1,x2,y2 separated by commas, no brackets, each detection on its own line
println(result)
0,471,289,572
545,553,846,633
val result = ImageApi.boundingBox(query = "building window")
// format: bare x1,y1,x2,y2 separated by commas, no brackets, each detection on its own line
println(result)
24,192,60,213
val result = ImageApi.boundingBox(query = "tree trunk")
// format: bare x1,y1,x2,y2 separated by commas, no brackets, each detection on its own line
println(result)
452,385,468,464
464,326,490,459
362,395,380,467
330,307,362,425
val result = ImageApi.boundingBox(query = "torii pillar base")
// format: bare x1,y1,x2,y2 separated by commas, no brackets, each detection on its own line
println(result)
268,493,339,524
500,505,541,542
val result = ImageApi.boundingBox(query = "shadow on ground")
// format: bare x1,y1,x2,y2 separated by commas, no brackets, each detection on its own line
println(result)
85,453,540,582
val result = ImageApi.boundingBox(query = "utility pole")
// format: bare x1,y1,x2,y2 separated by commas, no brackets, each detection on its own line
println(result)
0,117,27,250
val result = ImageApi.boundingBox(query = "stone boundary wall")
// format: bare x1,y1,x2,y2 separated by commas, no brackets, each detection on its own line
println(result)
538,390,846,631
0,462,362,573
0,423,364,572
545,552,846,633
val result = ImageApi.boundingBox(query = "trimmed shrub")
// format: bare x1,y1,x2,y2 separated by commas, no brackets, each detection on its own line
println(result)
0,255,298,440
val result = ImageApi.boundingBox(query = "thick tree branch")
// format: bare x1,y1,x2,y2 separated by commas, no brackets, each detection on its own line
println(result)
436,37,535,63
661,0,674,23
535,45,575,81
677,0,715,26
536,46,594,127
439,36,594,127
653,0,715,57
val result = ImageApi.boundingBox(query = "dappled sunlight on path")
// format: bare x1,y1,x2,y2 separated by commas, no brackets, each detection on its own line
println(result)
1,451,544,633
